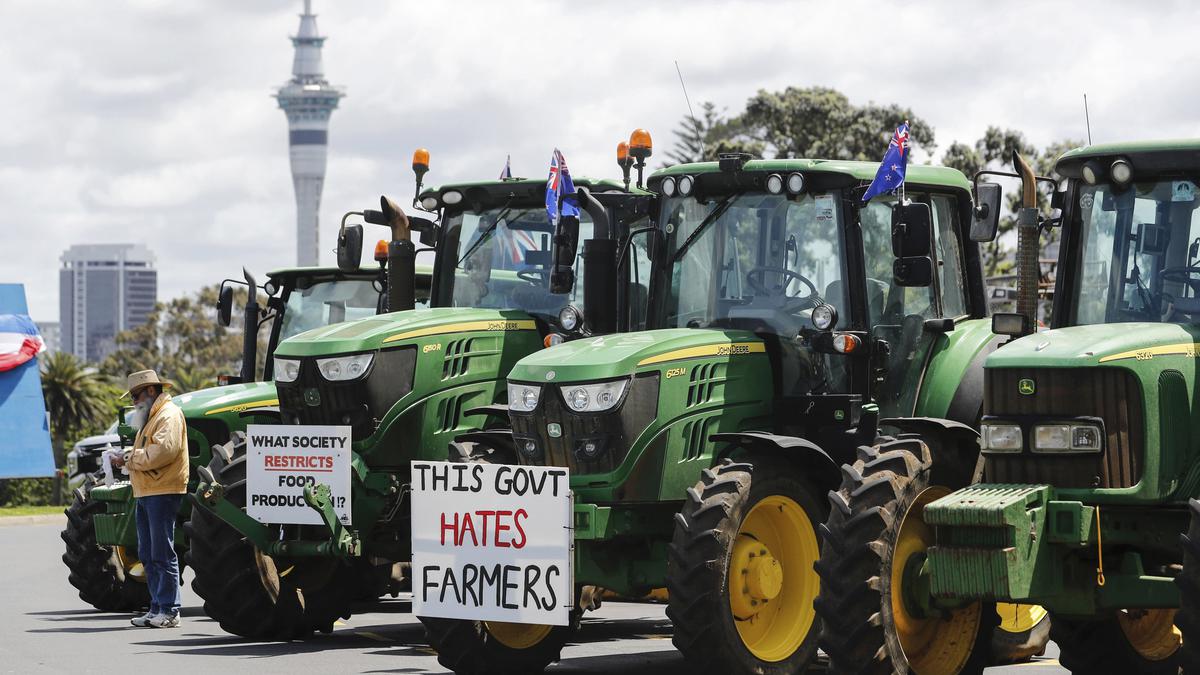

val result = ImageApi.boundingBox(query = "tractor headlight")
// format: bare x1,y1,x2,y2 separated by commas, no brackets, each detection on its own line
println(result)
316,353,374,381
786,172,805,194
275,358,301,383
677,175,695,196
1033,423,1103,453
562,379,628,413
661,176,677,197
766,173,784,194
812,303,838,331
558,305,581,332
420,196,440,211
508,383,541,412
981,423,1022,453
442,190,463,205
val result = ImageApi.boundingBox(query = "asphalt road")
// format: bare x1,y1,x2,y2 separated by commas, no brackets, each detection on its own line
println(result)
2,518,1066,673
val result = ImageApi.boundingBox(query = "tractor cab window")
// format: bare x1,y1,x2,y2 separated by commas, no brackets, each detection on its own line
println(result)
442,206,595,324
278,277,381,340
1072,178,1200,325
625,218,654,331
662,190,848,395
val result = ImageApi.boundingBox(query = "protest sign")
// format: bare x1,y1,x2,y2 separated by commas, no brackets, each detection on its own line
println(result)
245,424,352,526
411,460,571,625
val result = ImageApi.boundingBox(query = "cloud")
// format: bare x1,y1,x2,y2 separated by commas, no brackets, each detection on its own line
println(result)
5,0,1200,323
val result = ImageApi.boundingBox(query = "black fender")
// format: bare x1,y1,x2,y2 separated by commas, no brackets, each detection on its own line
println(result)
944,333,1002,426
710,431,840,491
880,416,983,482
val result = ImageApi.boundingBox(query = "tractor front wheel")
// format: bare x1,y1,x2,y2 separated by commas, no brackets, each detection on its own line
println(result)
666,458,825,674
816,436,995,675
60,483,150,612
1052,611,1181,673
1177,497,1200,671
185,433,355,639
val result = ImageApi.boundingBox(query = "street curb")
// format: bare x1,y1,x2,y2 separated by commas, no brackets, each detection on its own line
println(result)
0,513,66,527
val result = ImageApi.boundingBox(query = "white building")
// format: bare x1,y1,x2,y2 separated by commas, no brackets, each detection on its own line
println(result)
275,0,344,267
58,244,157,362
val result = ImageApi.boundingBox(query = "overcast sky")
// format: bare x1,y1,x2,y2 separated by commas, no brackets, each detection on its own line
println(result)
4,0,1199,322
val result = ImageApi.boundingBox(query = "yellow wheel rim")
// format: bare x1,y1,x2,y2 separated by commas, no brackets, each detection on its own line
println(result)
485,621,553,650
892,486,981,675
997,603,1048,634
728,494,820,662
113,546,146,582
1117,609,1181,662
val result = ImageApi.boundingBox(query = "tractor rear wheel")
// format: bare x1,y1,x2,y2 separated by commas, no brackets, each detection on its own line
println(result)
991,603,1050,664
419,440,577,674
666,457,825,674
185,433,355,640
1178,497,1200,671
1052,611,1181,673
816,436,996,675
60,482,150,612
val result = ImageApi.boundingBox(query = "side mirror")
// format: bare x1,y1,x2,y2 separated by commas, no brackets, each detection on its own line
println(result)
894,256,933,287
363,209,386,225
891,202,932,257
217,284,233,326
337,224,363,272
970,182,1003,242
410,216,438,247
550,215,581,294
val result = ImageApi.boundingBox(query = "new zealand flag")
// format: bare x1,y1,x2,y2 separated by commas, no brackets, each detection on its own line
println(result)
862,122,911,202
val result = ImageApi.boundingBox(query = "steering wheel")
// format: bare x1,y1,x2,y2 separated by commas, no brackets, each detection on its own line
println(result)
517,267,548,284
1159,266,1200,291
744,266,819,309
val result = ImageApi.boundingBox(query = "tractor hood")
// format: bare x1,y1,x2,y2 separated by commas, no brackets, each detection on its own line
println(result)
987,322,1200,369
273,307,536,358
173,380,279,419
511,328,763,383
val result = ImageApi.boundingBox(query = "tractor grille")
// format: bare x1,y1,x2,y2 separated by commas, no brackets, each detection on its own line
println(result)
277,347,416,441
983,367,1144,488
510,373,659,475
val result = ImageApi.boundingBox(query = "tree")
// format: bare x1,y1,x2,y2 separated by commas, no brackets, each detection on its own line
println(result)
40,351,118,503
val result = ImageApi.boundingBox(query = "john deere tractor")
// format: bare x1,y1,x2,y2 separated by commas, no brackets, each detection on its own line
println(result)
424,153,1055,674
186,156,656,639
815,140,1200,674
60,261,427,612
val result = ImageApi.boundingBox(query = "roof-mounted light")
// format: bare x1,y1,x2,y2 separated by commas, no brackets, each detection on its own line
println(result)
677,175,695,196
629,128,653,160
1110,158,1133,187
442,190,463,205
765,173,784,194
420,196,439,211
786,172,805,194
660,176,677,197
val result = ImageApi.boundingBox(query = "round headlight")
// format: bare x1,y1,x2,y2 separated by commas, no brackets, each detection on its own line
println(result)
420,196,440,210
263,280,277,296
595,389,617,408
346,359,365,378
786,172,805,194
765,174,784,194
278,359,300,382
661,176,677,197
1081,160,1101,186
558,305,581,332
812,303,838,331
324,360,341,378
678,175,695,196
567,388,589,411
442,190,463,205
1110,158,1133,186
521,388,538,410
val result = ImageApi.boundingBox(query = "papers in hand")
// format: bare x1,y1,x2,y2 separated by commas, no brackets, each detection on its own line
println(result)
101,447,129,486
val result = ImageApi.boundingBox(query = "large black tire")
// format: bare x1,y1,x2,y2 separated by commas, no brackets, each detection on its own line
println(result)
1052,612,1182,674
1179,498,1200,673
419,439,578,674
60,481,150,612
816,436,996,675
666,458,826,674
990,604,1050,664
185,433,356,640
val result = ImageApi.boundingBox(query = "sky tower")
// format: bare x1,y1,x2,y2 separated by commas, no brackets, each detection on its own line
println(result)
275,0,344,267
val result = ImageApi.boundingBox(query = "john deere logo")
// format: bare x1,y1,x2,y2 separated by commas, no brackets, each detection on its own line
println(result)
546,423,562,438
1018,378,1036,396
304,388,322,407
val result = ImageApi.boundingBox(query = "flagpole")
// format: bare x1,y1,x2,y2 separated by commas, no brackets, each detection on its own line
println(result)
900,119,909,205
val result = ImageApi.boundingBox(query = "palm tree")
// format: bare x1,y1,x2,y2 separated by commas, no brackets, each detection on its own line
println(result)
40,352,115,503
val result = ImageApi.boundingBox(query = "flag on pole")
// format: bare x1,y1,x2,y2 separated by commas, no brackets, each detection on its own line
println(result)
0,314,44,372
545,148,580,227
862,122,911,202
499,155,512,180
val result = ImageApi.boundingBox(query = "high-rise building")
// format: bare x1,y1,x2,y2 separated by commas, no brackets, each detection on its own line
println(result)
275,0,344,267
59,244,157,363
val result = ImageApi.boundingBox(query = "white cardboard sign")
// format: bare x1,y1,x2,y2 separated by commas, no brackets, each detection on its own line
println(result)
245,424,352,526
411,460,572,625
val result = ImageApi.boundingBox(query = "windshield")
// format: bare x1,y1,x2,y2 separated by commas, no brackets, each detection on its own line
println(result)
442,205,594,321
1071,178,1200,325
663,191,847,332
278,278,383,340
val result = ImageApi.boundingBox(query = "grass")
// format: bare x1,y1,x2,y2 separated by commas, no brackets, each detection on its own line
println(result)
0,505,64,517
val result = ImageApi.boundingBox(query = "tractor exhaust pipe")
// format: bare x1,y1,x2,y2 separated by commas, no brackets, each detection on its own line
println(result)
240,268,259,383
381,196,415,313
1012,150,1040,336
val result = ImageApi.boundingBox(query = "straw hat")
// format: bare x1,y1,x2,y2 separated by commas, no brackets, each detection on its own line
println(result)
122,369,173,399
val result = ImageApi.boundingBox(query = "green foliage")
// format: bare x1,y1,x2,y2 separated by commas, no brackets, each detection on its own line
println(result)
40,351,118,465
0,479,55,507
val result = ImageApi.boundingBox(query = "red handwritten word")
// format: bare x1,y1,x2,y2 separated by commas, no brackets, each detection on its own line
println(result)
440,509,529,549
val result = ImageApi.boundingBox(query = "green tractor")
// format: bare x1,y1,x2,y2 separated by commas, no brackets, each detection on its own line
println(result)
186,158,657,639
60,260,427,612
815,140,1200,674
423,153,1051,673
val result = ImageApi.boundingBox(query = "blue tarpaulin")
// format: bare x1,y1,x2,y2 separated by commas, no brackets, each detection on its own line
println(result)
0,284,55,478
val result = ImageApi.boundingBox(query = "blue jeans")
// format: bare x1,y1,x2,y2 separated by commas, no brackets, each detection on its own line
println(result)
134,494,183,616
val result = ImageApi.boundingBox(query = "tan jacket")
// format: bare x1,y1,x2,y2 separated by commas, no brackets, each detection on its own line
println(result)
126,393,189,497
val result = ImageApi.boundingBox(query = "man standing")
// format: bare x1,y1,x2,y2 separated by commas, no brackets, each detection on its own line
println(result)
111,370,188,628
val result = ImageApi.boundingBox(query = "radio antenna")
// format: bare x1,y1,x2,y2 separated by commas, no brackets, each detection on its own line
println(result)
1083,93,1093,145
675,60,705,160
